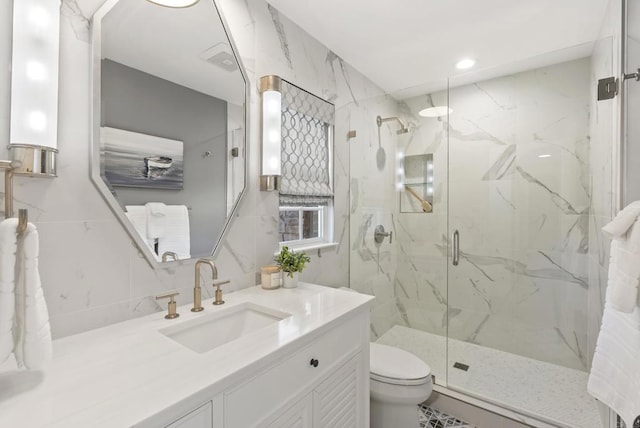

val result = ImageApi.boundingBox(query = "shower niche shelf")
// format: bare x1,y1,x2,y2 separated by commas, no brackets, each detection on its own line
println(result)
400,153,434,213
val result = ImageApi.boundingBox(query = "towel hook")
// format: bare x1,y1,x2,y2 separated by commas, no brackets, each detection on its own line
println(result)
17,209,28,235
0,160,14,217
0,160,29,233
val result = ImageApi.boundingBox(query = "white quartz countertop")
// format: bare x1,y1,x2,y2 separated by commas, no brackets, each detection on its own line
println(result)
0,283,373,428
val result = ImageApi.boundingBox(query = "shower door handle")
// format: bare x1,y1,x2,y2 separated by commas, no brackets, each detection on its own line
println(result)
452,230,459,266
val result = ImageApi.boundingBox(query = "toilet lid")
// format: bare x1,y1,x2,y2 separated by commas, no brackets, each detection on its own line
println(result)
370,343,431,382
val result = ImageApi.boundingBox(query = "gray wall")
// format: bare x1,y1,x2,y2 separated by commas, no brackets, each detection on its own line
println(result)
101,59,227,257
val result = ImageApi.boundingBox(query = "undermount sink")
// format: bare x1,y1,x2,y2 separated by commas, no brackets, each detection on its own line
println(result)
159,302,291,353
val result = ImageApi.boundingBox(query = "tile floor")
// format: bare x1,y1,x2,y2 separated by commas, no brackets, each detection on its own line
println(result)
378,325,600,428
419,404,475,428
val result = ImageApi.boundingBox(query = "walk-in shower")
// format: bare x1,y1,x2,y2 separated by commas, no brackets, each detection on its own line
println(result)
350,38,620,427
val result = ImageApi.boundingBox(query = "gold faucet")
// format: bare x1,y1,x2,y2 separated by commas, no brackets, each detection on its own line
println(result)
161,251,179,262
193,258,217,312
212,280,230,305
156,291,180,319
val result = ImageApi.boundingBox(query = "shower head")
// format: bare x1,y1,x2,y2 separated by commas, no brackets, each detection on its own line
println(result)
377,115,409,135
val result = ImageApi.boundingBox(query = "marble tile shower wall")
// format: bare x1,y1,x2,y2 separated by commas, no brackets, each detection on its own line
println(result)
587,0,621,369
348,93,403,338
0,0,387,338
395,59,593,372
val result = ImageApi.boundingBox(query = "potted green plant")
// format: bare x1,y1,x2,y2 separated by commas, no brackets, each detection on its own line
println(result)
275,245,311,288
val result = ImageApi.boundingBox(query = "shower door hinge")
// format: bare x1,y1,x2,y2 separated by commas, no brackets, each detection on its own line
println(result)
597,76,618,100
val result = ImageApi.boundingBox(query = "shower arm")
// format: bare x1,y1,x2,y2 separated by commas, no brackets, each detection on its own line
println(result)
376,115,409,134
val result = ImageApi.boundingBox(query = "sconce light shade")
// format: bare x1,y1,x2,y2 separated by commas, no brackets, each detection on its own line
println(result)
9,0,60,176
259,75,282,191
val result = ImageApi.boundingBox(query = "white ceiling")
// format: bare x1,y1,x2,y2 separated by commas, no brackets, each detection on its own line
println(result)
266,0,612,98
101,0,245,105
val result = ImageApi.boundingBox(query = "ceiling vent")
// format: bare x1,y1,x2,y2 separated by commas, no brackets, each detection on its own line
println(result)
199,43,237,72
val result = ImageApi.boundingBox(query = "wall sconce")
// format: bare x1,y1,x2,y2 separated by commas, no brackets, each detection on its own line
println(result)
8,0,60,177
259,75,282,191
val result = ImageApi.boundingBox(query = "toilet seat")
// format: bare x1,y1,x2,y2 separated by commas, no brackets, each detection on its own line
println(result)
370,343,431,386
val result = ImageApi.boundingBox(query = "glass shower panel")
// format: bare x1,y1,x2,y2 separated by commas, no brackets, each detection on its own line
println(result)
446,56,593,424
392,90,449,385
348,88,450,387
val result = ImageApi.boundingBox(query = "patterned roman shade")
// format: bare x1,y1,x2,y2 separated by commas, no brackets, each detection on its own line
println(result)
279,80,335,206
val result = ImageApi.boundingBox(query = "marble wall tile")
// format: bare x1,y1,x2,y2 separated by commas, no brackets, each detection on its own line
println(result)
50,300,131,339
0,0,393,338
37,220,132,317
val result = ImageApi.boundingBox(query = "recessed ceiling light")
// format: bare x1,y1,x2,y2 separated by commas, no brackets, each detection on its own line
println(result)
456,58,475,70
419,106,452,118
538,154,551,158
146,0,199,8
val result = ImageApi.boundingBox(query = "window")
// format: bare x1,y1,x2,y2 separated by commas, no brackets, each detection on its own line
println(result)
279,206,324,243
277,80,335,249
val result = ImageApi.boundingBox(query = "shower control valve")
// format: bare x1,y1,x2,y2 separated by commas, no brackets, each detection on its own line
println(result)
374,225,393,245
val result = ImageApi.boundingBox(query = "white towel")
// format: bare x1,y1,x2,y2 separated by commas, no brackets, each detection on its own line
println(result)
0,219,18,365
0,218,52,370
14,222,52,370
157,206,190,260
602,200,640,239
125,206,155,252
602,205,640,313
588,289,640,426
145,202,167,239
588,203,640,426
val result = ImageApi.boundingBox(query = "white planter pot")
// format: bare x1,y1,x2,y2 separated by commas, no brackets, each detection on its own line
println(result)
282,272,299,289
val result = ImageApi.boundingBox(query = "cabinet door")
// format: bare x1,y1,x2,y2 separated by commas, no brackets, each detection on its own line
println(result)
165,401,212,428
312,353,365,428
260,394,313,428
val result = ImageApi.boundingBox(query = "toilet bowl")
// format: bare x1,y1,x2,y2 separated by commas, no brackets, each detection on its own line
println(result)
370,343,432,428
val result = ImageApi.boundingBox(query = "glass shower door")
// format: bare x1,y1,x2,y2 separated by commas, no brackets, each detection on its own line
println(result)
446,55,594,426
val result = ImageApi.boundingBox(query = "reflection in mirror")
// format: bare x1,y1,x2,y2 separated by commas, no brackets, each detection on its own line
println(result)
90,0,247,266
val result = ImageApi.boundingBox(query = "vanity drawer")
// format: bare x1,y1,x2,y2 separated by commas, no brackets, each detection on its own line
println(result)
224,314,363,427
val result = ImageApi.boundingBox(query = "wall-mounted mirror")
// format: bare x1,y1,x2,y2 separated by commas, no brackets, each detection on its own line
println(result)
90,0,247,267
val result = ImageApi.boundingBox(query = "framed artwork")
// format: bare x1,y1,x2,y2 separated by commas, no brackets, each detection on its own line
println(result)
101,126,184,189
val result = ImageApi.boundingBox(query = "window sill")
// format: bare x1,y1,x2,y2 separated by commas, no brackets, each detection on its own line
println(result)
274,242,339,256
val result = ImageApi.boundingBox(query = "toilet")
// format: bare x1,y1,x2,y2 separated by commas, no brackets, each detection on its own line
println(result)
369,343,433,428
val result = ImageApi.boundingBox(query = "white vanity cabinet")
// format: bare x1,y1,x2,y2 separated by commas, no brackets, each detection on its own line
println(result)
250,354,363,428
0,284,373,428
224,312,369,428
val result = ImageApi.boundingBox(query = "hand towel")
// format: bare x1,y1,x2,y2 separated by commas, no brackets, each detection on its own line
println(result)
13,222,52,370
125,205,155,252
0,219,18,365
145,202,167,239
602,200,640,239
0,219,52,370
588,289,640,427
157,205,190,260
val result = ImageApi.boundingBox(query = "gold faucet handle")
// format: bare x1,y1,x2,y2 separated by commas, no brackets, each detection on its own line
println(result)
211,280,230,306
155,291,180,319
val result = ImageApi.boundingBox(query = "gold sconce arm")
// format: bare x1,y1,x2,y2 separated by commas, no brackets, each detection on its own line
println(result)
0,161,15,218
